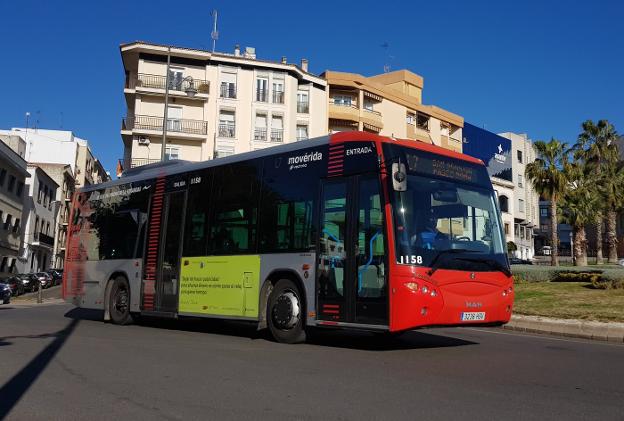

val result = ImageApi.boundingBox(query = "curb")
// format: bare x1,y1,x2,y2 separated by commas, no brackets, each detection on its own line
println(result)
7,298,66,307
504,314,624,343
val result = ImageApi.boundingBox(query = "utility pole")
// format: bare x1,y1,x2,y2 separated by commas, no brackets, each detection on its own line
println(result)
160,47,172,162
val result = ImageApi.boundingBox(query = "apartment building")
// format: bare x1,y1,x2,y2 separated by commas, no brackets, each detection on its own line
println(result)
498,131,540,260
119,41,328,171
34,163,75,268
17,165,59,273
0,138,29,277
321,70,463,152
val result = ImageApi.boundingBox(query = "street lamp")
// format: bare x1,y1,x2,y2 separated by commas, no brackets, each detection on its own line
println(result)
161,46,199,162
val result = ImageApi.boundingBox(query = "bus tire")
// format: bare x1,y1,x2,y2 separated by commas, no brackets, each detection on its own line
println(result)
108,276,133,325
267,279,306,344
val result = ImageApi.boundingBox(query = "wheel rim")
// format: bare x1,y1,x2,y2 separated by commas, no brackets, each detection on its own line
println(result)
271,289,301,330
112,284,129,317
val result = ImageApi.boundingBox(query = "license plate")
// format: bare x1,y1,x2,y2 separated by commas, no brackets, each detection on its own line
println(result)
461,312,486,321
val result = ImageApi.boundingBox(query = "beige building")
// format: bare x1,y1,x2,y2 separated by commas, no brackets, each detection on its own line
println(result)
119,41,328,171
322,70,464,152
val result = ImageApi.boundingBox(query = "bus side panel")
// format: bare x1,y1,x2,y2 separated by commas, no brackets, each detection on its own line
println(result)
258,253,316,325
74,259,143,311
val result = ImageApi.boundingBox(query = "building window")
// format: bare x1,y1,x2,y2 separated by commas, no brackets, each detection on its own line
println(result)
4,214,12,230
272,80,284,104
540,207,548,217
363,99,374,111
220,71,237,99
518,198,525,213
0,169,6,186
297,91,309,113
406,113,415,125
416,113,430,131
514,223,519,237
38,185,43,203
270,116,283,142
518,174,523,188
16,181,23,197
296,125,308,141
218,110,236,138
254,113,268,141
256,77,268,102
504,223,510,236
168,67,184,90
333,95,352,106
499,195,509,213
517,150,523,163
165,146,180,160
8,175,15,193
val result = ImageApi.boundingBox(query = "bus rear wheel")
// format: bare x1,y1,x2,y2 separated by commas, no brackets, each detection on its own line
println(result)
108,276,132,325
267,279,306,344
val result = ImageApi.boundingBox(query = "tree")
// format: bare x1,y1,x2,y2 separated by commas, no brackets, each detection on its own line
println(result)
559,160,600,266
525,138,568,266
576,120,621,263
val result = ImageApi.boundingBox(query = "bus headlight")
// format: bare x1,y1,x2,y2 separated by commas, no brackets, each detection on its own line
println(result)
404,282,419,292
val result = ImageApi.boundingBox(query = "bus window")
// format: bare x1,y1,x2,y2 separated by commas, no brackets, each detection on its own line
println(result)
183,169,213,257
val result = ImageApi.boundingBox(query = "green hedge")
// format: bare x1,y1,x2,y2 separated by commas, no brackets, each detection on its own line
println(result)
512,265,624,289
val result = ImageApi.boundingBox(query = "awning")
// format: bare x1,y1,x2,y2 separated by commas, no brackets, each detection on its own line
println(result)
363,91,383,102
362,122,382,132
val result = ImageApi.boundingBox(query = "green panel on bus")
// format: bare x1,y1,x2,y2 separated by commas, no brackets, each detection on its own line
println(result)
178,255,261,318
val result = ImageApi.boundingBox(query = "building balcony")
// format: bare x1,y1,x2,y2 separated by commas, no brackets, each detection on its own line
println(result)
33,232,54,248
122,114,208,138
254,128,267,141
220,85,237,99
117,158,162,174
127,73,210,100
297,101,309,114
361,108,383,130
270,129,283,143
406,123,432,143
272,91,284,104
328,102,360,123
218,124,236,138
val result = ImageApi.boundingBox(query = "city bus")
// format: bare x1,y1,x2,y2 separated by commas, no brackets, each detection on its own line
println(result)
63,131,514,343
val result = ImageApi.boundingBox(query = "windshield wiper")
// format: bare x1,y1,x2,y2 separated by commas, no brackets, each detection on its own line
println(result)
453,257,512,277
427,249,480,276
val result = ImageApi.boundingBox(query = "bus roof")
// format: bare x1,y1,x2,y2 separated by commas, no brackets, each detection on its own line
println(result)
84,132,484,193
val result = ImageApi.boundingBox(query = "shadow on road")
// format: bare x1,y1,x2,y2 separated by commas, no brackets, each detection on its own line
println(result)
0,318,79,419
64,308,476,351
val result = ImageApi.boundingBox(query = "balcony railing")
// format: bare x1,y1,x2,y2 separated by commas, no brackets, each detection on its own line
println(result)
270,129,283,143
331,102,358,109
256,89,268,102
297,101,309,113
254,128,267,141
118,158,162,173
272,91,285,104
296,136,308,142
220,84,237,99
363,108,382,116
123,115,208,136
134,73,210,94
34,232,54,247
218,124,236,138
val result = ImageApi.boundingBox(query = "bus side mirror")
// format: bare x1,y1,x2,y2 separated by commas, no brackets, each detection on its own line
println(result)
392,163,407,192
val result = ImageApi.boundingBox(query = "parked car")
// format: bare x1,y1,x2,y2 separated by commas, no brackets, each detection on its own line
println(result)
0,282,11,304
17,273,39,292
47,269,63,286
2,276,25,296
509,257,533,265
35,272,53,289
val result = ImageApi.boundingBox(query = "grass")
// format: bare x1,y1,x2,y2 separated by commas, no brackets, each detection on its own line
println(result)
513,281,624,322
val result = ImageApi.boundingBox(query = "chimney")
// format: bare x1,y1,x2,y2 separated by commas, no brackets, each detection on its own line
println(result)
300,58,308,72
281,56,287,64
234,44,240,56
244,46,256,59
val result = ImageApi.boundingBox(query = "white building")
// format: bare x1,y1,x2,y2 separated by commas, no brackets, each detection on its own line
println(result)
498,131,540,260
17,165,59,273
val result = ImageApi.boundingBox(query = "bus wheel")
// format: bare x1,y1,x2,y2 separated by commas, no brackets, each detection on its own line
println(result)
267,279,306,344
108,276,132,325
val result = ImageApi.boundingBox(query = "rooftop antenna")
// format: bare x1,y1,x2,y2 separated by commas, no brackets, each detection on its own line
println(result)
211,9,219,52
381,41,392,73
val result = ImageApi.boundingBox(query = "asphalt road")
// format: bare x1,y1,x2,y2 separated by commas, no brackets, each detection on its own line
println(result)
0,301,623,420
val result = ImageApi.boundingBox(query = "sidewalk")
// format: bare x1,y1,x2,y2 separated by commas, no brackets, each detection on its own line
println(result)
504,314,624,343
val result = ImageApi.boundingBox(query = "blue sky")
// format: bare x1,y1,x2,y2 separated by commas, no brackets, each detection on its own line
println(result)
1,0,622,174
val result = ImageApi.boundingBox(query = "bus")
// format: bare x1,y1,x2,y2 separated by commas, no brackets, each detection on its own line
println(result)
63,131,514,343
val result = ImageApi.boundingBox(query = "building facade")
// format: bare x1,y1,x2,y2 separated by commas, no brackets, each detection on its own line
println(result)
0,138,29,277
17,165,59,273
119,41,328,171
322,70,464,152
498,131,540,260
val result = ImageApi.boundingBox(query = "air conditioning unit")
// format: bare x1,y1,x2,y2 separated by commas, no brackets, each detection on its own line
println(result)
137,137,150,146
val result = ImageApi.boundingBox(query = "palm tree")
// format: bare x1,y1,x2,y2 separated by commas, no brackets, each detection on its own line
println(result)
525,138,568,266
576,120,620,263
560,160,600,266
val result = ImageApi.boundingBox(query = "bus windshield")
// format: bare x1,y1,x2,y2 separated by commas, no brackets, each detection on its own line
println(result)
391,173,507,272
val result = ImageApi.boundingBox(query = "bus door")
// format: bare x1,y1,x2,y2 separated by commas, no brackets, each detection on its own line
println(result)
142,176,187,314
317,175,388,326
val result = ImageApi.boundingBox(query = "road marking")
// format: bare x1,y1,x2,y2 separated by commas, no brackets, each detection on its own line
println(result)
465,327,624,347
